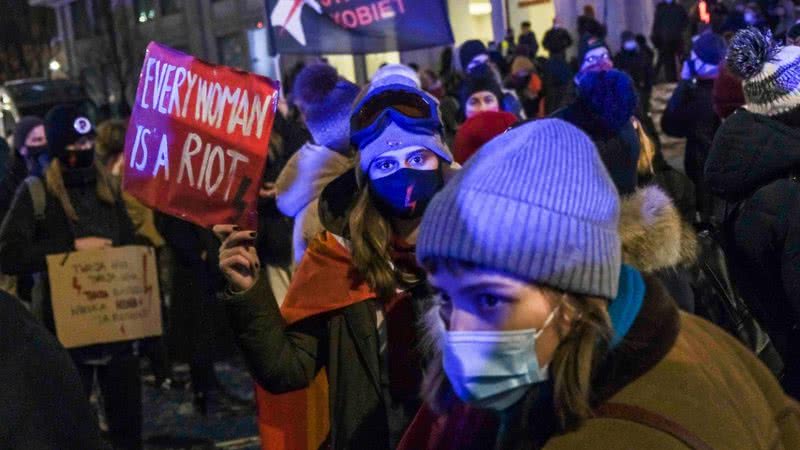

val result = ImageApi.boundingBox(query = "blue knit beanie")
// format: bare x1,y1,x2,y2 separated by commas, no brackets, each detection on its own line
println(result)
417,119,622,299
292,64,360,151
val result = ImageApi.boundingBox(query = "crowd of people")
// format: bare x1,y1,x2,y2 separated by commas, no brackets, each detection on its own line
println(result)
3,0,800,449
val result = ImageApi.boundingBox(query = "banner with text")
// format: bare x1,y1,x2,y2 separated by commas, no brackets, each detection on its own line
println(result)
47,246,162,349
123,42,279,229
266,0,454,55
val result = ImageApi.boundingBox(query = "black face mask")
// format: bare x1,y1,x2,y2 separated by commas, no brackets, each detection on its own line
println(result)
60,148,95,169
369,168,443,220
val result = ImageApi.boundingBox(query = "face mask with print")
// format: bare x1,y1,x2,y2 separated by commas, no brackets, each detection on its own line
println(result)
443,306,560,411
369,168,443,220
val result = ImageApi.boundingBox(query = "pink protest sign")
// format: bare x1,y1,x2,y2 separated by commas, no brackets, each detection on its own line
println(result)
123,42,279,229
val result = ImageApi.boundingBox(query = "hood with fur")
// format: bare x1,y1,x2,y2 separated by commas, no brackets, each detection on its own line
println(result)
275,143,352,218
618,185,697,273
417,185,696,413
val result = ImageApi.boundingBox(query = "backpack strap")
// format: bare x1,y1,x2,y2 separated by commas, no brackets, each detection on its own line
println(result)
24,176,46,222
594,402,714,450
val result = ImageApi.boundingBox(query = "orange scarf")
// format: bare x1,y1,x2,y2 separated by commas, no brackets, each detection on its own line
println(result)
256,231,383,450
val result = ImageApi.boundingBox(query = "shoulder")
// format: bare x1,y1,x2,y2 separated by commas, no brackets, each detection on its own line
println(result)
545,418,688,449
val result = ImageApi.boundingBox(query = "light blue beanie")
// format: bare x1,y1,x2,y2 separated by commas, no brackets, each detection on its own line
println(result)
417,119,622,299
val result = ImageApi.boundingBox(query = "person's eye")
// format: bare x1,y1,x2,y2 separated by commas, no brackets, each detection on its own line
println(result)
409,154,425,166
376,160,396,172
477,293,507,310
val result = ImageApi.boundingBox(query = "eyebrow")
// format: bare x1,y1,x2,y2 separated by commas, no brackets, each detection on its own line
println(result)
458,281,514,296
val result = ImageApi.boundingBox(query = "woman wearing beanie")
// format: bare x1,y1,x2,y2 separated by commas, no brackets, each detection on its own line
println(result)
706,27,800,399
552,69,640,196
662,31,725,224
398,119,800,450
216,79,455,449
0,116,48,215
0,105,142,449
274,63,360,266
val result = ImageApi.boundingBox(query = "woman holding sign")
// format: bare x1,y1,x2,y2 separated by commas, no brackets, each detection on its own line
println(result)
216,76,455,449
0,105,142,450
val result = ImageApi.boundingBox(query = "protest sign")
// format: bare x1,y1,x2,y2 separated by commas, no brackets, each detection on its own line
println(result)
46,246,162,349
123,42,279,229
266,0,454,55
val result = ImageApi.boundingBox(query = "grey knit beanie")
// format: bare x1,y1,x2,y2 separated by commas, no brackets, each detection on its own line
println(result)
417,119,622,299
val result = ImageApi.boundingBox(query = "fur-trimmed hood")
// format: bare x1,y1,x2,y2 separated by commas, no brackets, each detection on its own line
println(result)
274,143,352,218
619,185,697,273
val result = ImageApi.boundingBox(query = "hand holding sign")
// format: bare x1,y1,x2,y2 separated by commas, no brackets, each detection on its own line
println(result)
75,237,113,251
214,224,260,292
123,42,279,229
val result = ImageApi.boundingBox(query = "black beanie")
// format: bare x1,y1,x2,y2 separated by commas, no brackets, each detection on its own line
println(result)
44,105,95,160
459,40,488,72
460,71,504,110
13,116,44,154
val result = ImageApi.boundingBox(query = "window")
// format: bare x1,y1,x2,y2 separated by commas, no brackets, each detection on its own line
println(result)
161,0,182,16
135,0,156,23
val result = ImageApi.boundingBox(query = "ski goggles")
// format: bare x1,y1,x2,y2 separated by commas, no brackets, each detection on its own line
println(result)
350,84,442,148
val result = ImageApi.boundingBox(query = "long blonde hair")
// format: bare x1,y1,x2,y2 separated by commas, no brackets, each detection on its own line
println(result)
44,159,117,222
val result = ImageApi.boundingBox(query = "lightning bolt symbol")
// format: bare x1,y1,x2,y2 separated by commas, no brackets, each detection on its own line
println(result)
405,183,417,212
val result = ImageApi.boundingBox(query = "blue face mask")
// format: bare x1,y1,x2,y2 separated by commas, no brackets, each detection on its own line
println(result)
24,145,51,177
443,306,559,411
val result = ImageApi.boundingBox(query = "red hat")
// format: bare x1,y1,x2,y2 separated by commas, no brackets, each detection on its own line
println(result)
454,111,518,164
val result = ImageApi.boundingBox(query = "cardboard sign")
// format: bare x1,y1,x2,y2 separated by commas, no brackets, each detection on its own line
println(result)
123,42,279,229
46,246,162,349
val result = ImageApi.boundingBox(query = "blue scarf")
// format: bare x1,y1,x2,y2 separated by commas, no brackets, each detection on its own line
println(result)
608,264,646,348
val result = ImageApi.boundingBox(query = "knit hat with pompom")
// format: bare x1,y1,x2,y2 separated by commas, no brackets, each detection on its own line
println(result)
727,27,800,116
292,63,360,151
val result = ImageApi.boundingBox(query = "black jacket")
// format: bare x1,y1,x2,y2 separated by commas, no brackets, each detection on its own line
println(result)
705,109,800,392
0,167,136,360
652,1,689,44
552,101,640,195
661,78,720,185
0,291,105,449
614,50,654,94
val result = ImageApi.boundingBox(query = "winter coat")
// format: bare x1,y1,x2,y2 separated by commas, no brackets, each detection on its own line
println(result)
712,64,745,120
0,165,137,361
620,186,697,312
518,31,538,57
661,78,720,187
652,1,689,45
541,55,575,115
225,232,431,450
614,50,654,96
399,275,800,450
275,143,352,266
705,108,800,396
0,153,28,218
0,290,105,449
551,101,640,195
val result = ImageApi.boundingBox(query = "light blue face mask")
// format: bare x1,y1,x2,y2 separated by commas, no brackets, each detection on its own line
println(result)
443,307,559,411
